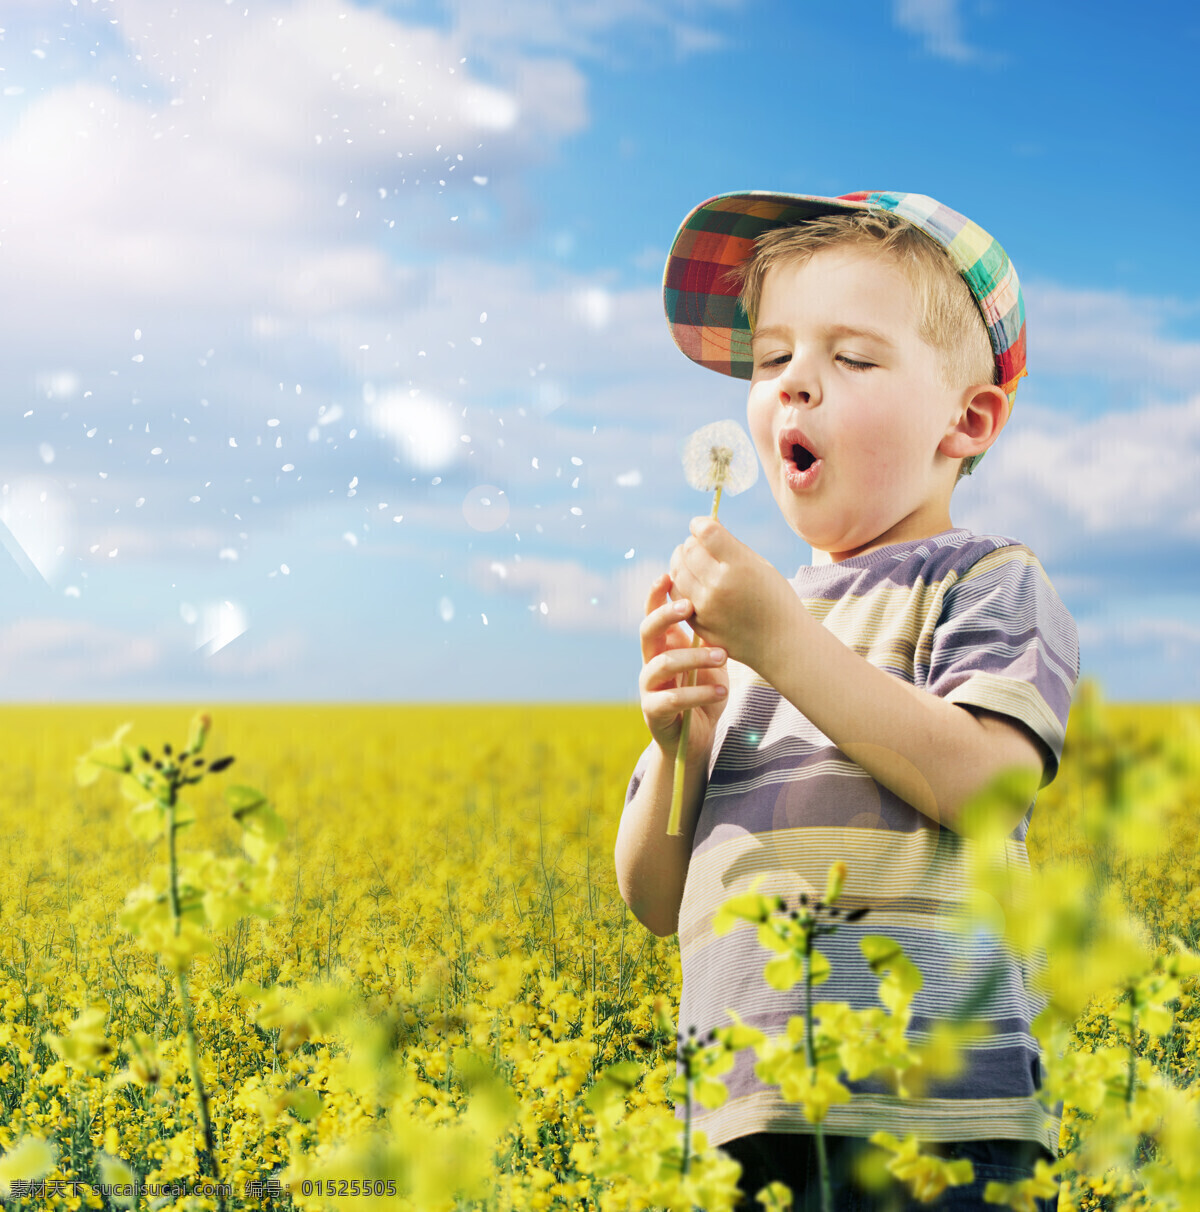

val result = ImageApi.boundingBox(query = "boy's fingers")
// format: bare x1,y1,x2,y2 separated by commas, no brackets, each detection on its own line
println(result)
641,575,681,630
640,601,693,665
646,646,724,686
643,572,671,614
645,684,727,717
670,645,724,670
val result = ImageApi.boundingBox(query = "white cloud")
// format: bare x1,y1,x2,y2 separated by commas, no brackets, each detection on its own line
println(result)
955,393,1200,559
442,0,737,61
892,0,978,62
74,525,227,564
1078,615,1200,669
570,287,615,330
1079,615,1200,647
34,371,81,400
313,260,682,419
0,618,162,686
472,554,664,631
0,0,587,333
1026,281,1200,393
205,626,308,676
0,614,308,696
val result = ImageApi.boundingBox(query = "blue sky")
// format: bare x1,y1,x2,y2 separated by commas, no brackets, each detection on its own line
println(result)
1,0,1197,703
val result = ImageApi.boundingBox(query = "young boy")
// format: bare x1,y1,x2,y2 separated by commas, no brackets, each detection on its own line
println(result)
614,190,1079,1210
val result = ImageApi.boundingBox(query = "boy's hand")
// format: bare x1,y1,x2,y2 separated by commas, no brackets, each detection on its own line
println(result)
639,572,729,762
668,516,800,671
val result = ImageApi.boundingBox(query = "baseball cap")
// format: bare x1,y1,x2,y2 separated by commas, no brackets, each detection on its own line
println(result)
662,190,1026,475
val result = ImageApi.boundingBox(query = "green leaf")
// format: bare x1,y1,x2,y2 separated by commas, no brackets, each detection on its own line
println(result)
75,721,135,786
126,800,167,844
226,784,267,818
239,801,286,862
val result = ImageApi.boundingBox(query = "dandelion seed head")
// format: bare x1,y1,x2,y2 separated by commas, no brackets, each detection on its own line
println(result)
680,420,758,495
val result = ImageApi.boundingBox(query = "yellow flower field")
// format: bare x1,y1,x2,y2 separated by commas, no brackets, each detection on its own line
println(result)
0,692,1197,1211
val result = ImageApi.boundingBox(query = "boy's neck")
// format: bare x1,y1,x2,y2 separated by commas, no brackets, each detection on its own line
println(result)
810,519,958,565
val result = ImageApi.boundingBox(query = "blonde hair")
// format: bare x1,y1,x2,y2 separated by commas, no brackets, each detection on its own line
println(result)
728,211,997,482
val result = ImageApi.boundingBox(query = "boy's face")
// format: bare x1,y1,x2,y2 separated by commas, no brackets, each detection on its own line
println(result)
747,246,969,564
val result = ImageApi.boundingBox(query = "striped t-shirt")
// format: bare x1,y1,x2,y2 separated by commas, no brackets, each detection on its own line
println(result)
623,527,1079,1154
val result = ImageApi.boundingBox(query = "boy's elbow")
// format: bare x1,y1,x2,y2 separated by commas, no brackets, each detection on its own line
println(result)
635,904,679,939
638,900,679,938
615,864,679,937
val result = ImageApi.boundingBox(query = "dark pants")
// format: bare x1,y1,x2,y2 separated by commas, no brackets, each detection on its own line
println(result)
720,1132,1058,1211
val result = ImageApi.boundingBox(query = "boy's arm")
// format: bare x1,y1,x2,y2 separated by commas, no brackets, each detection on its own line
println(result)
614,742,709,938
752,596,1048,832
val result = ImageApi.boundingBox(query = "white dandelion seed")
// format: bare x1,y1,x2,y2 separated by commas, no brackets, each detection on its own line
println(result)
680,419,758,498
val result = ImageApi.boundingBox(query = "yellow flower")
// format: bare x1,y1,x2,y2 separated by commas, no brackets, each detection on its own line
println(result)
869,1132,973,1203
755,1052,850,1124
42,1006,113,1075
984,1158,1062,1212
0,1135,57,1198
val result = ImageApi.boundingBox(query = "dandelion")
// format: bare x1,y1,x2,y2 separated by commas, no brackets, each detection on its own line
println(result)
680,419,758,502
668,420,758,836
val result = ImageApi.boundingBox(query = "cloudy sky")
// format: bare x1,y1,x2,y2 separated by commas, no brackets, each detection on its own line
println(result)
1,0,1197,703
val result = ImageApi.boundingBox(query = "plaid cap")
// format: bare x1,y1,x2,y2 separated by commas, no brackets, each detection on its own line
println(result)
663,190,1026,475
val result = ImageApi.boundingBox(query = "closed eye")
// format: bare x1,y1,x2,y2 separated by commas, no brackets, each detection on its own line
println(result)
837,354,875,370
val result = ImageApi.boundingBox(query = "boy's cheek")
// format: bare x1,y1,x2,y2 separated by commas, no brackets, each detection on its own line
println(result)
745,405,775,466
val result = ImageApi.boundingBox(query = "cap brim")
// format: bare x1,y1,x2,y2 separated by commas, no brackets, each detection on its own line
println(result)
663,191,875,381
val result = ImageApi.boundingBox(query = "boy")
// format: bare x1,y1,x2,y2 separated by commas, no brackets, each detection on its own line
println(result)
614,191,1079,1210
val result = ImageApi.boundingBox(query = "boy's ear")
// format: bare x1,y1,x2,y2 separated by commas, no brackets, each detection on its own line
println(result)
938,384,1011,462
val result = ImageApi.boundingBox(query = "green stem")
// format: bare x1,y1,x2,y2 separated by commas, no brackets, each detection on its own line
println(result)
667,487,724,837
164,775,226,1212
1124,991,1138,1113
681,1046,694,1180
803,921,832,1212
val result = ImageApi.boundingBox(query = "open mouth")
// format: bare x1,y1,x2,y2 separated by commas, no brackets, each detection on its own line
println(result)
792,444,816,472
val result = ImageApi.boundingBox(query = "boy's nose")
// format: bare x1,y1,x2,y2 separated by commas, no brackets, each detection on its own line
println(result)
779,387,810,405
776,352,818,406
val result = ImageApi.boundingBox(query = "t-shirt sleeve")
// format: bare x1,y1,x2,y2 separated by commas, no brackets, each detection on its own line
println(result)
926,544,1079,788
623,739,657,809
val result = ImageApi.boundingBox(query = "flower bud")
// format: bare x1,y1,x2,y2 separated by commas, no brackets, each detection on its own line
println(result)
825,861,848,905
186,711,211,755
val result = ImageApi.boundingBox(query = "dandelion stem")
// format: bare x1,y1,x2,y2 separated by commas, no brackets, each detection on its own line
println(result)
667,488,724,837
